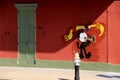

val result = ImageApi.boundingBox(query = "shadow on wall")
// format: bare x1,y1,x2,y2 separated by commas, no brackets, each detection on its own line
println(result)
0,0,114,52
36,0,114,52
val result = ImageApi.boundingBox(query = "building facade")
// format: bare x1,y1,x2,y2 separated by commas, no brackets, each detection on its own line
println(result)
0,0,120,64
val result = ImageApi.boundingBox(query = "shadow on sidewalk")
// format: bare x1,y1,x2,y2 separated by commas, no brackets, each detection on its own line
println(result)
97,74,120,78
0,79,10,80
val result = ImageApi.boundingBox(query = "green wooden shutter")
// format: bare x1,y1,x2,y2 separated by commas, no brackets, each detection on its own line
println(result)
15,4,37,64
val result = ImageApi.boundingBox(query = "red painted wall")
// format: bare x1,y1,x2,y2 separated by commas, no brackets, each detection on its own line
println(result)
0,0,120,64
0,0,18,58
35,0,112,63
108,1,120,64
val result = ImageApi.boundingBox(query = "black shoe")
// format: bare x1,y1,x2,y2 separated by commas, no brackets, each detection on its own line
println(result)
85,52,91,59
79,54,84,59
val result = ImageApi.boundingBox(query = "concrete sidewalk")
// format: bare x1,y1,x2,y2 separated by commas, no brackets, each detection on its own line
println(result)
0,66,120,80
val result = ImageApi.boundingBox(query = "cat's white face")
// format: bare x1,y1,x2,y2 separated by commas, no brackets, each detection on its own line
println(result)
79,32,87,42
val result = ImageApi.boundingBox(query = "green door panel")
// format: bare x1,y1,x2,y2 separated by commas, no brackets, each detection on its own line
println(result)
27,10,35,25
18,10,26,26
27,43,36,60
19,27,27,43
18,43,27,63
28,27,35,42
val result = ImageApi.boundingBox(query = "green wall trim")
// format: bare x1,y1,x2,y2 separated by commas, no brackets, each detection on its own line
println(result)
0,59,120,72
15,3,38,10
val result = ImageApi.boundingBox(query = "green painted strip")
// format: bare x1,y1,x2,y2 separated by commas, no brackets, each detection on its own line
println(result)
0,59,120,72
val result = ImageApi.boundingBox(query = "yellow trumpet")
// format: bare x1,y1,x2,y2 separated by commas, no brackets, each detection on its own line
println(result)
88,22,105,37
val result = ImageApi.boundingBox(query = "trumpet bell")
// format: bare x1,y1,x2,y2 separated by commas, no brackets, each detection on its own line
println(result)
88,35,96,43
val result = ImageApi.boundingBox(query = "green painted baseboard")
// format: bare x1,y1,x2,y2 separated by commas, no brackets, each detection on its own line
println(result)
0,58,120,72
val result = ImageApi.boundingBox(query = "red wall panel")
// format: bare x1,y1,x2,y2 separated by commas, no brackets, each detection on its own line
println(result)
108,1,120,64
0,0,18,58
